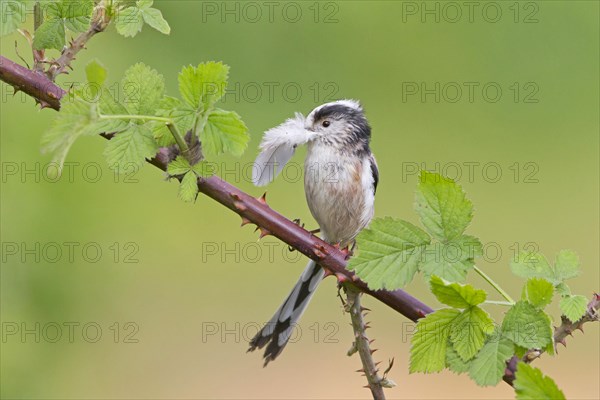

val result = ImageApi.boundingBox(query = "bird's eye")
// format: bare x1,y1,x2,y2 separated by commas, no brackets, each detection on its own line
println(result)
322,120,330,128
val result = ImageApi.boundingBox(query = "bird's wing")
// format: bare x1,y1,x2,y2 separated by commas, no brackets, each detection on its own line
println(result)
252,113,311,186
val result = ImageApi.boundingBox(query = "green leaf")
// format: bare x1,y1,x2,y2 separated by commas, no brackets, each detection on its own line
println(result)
89,89,130,134
202,109,249,157
167,156,192,176
104,124,158,172
410,309,461,373
33,18,65,50
555,282,571,296
192,161,215,177
554,250,580,281
514,363,565,400
178,62,229,111
511,252,554,281
415,171,473,242
60,0,93,32
140,6,170,34
449,306,494,361
178,171,199,202
1,0,25,36
121,63,165,115
32,1,93,48
559,295,587,322
522,278,554,309
430,275,486,308
511,250,580,286
115,6,144,37
421,235,482,282
85,60,107,100
41,99,91,172
468,337,514,386
137,0,153,8
514,345,529,359
445,344,471,374
153,96,194,146
348,217,430,290
502,301,553,349
85,60,107,87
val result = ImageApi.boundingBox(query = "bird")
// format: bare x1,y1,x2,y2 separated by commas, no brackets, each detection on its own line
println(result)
248,99,378,366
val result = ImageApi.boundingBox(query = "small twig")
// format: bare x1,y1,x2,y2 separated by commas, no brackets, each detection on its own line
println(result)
167,122,190,157
46,3,111,80
503,293,600,384
32,2,45,72
14,40,30,69
344,284,387,400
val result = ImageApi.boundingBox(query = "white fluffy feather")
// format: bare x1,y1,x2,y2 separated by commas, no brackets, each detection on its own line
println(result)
252,112,312,186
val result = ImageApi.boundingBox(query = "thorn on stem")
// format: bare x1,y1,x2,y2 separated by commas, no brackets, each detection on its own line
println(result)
258,228,271,239
257,192,267,204
240,217,251,227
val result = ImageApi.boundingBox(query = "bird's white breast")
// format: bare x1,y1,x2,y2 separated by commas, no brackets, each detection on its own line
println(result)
304,144,375,246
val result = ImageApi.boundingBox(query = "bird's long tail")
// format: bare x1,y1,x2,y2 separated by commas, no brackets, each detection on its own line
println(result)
248,259,325,366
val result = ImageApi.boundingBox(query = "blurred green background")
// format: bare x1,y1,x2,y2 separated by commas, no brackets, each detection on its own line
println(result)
1,1,598,399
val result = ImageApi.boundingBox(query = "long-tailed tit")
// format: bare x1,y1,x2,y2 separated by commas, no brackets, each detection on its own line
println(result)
248,100,378,365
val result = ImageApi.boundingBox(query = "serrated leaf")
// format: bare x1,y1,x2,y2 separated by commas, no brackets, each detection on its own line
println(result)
502,301,553,349
178,171,199,202
349,217,430,290
410,308,461,373
60,0,93,32
514,363,565,400
115,6,144,37
559,295,587,322
179,62,229,111
445,344,471,374
415,171,473,242
33,18,65,50
121,63,165,115
1,0,25,36
430,276,487,308
522,278,554,309
202,109,249,157
192,161,215,177
449,306,494,361
511,250,581,285
141,7,170,34
421,235,482,282
32,1,93,48
104,124,158,172
167,156,192,176
468,337,514,386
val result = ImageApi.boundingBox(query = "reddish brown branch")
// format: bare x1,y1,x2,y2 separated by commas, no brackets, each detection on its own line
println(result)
147,147,434,321
0,56,65,110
